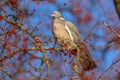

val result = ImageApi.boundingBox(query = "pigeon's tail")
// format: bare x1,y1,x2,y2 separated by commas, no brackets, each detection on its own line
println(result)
71,43,96,71
78,48,96,71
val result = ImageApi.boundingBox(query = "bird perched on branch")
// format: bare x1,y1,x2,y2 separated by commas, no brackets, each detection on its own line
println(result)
51,11,96,71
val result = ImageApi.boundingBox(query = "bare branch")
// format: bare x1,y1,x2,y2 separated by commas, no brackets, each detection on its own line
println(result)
0,67,13,80
103,21,120,38
97,58,120,80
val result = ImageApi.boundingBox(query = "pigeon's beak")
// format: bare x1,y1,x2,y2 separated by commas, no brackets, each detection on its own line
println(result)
51,13,54,17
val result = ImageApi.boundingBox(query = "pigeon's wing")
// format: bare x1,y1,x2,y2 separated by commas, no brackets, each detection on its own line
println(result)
65,21,82,44
65,21,96,71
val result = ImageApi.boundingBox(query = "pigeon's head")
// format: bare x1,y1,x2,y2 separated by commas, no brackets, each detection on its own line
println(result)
51,11,62,18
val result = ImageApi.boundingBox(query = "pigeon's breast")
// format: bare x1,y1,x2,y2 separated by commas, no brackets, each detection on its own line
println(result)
53,19,70,39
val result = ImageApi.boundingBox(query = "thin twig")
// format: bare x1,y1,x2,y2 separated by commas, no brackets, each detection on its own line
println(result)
0,47,63,62
3,16,36,39
0,67,13,80
103,21,120,38
42,51,50,80
84,22,98,41
97,58,120,80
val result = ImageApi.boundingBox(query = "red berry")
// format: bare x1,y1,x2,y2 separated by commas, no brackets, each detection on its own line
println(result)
49,48,53,54
63,45,68,49
64,51,67,56
39,48,43,52
31,55,38,59
0,14,3,21
3,44,6,48
49,37,53,42
18,77,23,80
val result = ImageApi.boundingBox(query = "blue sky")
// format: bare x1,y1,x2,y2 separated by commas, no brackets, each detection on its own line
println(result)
0,0,120,80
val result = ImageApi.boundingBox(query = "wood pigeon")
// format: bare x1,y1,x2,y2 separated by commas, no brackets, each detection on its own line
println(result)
51,11,96,71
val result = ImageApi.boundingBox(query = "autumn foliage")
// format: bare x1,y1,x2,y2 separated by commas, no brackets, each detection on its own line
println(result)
0,0,120,80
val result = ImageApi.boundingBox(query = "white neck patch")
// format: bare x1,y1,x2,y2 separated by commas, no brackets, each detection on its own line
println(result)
59,17,64,20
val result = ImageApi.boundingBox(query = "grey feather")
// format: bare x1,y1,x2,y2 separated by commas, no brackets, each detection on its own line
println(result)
65,21,82,44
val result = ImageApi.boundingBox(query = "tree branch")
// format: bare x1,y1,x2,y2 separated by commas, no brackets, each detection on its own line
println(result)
97,58,120,80
0,67,13,80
